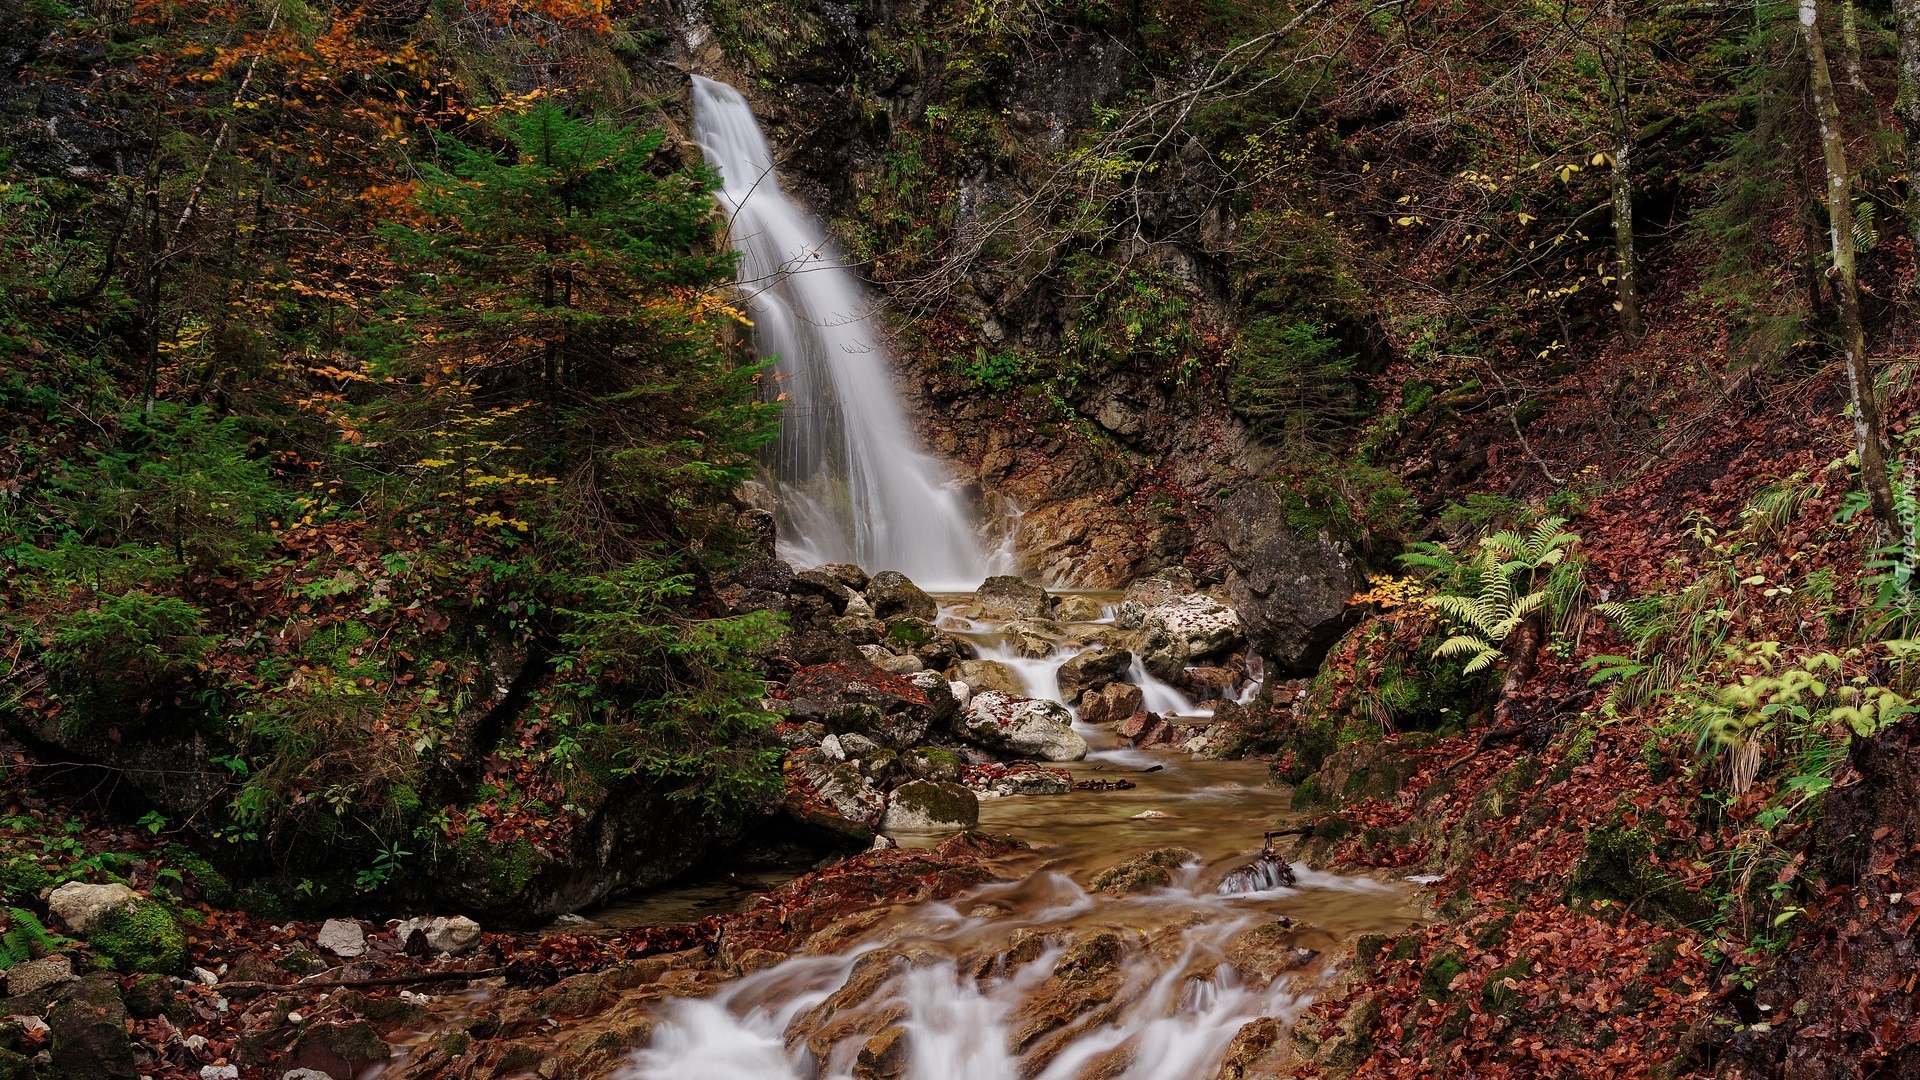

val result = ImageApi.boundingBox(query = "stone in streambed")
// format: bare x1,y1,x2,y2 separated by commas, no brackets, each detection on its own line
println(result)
833,615,885,646
789,569,853,613
393,915,481,957
784,760,884,842
974,576,1051,620
948,659,1023,695
958,692,1087,762
1000,619,1059,659
1055,645,1132,702
818,563,871,592
881,781,979,831
1113,710,1159,741
854,1025,909,1080
865,571,936,622
1133,595,1243,681
1223,918,1336,989
1089,848,1200,894
1051,594,1105,623
1079,682,1144,726
902,746,962,783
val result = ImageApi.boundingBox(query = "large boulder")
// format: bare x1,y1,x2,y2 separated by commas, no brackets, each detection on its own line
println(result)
881,781,980,831
784,759,885,842
973,576,1051,620
958,692,1087,761
1212,481,1368,674
785,664,944,748
1133,594,1242,682
866,571,937,622
1055,646,1132,702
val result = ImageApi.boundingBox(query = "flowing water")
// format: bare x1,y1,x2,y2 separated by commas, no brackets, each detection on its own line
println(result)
612,595,1423,1080
690,76,990,590
622,75,1424,1080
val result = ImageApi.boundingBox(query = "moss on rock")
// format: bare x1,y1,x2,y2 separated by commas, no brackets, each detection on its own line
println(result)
1089,848,1200,894
88,900,185,974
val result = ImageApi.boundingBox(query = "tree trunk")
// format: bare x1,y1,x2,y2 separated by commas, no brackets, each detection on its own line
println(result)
1605,0,1643,338
1897,0,1920,283
1805,0,1900,545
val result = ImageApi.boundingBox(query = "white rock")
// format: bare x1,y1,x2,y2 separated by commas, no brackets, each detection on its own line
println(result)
201,1066,239,1080
184,1034,208,1053
4,955,74,996
393,915,482,957
1132,810,1169,819
947,679,972,709
1181,735,1212,755
283,1070,335,1080
819,734,848,762
844,593,875,617
46,881,139,933
316,918,366,958
1144,594,1243,658
192,966,220,986
958,691,1087,761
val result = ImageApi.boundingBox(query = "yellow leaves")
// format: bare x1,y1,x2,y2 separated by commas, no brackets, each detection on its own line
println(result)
1590,151,1615,168
1350,574,1431,610
1556,162,1581,183
1517,212,1536,226
473,512,530,532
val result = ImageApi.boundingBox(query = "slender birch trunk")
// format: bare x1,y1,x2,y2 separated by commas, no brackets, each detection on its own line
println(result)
1606,0,1643,338
1805,0,1900,544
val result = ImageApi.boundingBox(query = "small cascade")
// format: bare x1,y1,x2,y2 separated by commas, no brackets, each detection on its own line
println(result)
690,76,986,589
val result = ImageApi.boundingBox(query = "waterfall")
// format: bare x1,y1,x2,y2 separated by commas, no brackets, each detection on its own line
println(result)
690,76,988,590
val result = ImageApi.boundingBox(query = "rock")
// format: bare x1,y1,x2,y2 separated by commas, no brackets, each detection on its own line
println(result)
1124,567,1195,608
974,576,1051,620
316,918,366,958
1214,1016,1286,1080
881,781,980,831
282,1071,336,1080
905,671,961,734
946,679,973,709
288,1020,390,1080
1051,594,1106,623
859,644,924,674
782,629,865,666
201,1067,239,1080
901,746,963,783
818,564,871,592
865,571,937,622
1055,646,1132,702
1114,710,1159,741
1010,932,1129,1052
1145,594,1243,660
854,1025,909,1080
1223,918,1334,989
46,881,138,934
833,615,884,646
1114,599,1148,630
1079,682,1143,726
122,973,184,1021
1000,619,1058,659
837,732,883,759
882,617,956,669
972,766,1072,797
787,664,945,749
785,760,885,842
947,659,1023,695
46,973,135,1080
1213,481,1368,674
4,955,73,997
392,915,482,958
844,593,875,617
789,569,853,613
1089,848,1200,893
88,899,185,973
1308,743,1420,808
958,692,1087,762
1176,665,1243,700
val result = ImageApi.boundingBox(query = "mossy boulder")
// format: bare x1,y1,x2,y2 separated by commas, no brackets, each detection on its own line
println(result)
1569,823,1713,926
903,746,962,783
1089,848,1199,894
46,973,135,1080
866,572,936,622
88,900,185,974
1310,742,1419,808
1418,950,1467,1002
881,781,979,831
0,860,52,904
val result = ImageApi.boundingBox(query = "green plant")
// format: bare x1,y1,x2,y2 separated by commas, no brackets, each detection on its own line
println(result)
1404,518,1583,673
0,908,64,970
88,899,185,973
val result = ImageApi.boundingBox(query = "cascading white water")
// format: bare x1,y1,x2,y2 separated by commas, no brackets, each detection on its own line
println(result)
691,76,988,590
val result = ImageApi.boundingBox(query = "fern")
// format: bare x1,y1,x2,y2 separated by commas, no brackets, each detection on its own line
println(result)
0,908,58,970
1404,517,1581,674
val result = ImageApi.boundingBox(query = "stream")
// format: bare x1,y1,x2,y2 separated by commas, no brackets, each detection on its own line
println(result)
606,596,1424,1080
